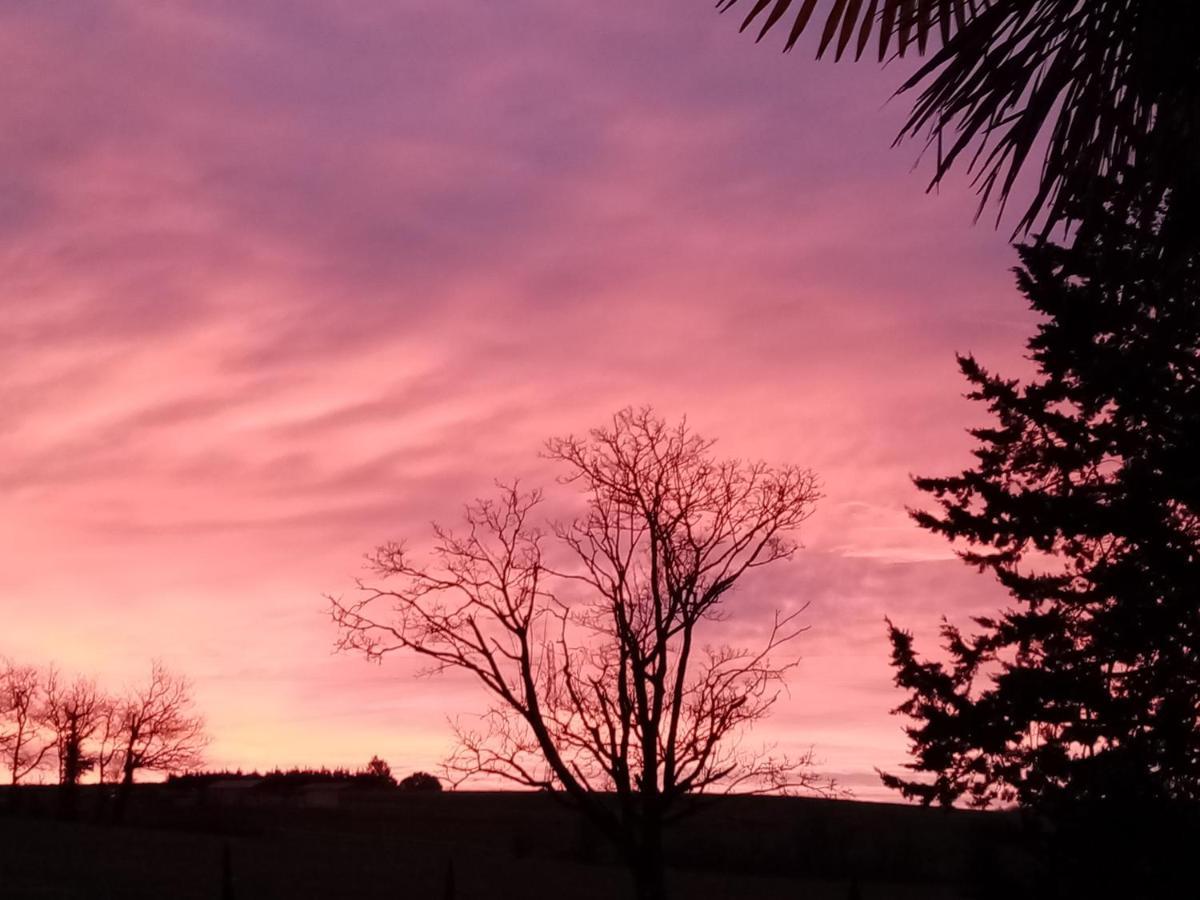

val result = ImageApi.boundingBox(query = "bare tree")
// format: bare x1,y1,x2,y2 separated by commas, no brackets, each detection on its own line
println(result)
330,408,827,900
0,659,52,784
112,661,207,817
94,701,124,786
40,669,108,819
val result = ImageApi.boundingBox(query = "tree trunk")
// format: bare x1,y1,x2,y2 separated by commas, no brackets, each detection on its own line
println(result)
631,854,666,900
221,842,236,900
113,763,135,823
630,823,666,900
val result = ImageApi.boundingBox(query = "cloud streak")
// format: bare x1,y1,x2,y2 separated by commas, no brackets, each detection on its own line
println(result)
1,0,1032,797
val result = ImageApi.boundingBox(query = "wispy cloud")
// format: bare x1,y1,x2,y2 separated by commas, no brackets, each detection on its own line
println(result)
1,0,1032,796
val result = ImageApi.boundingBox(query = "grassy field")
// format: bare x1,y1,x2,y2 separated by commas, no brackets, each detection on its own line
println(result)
0,787,1033,899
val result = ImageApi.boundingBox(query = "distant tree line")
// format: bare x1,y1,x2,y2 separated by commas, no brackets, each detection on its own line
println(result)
0,657,207,817
166,757,442,791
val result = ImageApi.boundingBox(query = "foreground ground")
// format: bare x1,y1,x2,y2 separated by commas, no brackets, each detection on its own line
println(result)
0,786,1032,899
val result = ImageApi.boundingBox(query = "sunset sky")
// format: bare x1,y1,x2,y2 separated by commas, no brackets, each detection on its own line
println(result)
2,1,1037,798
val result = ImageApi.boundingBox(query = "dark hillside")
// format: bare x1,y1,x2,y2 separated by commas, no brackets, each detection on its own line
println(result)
0,786,1034,899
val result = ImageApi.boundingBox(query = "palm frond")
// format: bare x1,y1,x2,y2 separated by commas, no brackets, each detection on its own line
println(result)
716,0,1200,233
715,0,970,61
897,0,1190,233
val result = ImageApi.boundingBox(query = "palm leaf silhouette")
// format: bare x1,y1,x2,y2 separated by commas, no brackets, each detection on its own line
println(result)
717,0,966,61
717,1,1199,232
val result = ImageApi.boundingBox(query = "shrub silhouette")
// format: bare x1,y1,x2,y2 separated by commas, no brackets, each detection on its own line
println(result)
398,771,442,792
361,755,397,786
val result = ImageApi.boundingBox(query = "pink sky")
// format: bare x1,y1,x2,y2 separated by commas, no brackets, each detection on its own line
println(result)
2,1,1036,798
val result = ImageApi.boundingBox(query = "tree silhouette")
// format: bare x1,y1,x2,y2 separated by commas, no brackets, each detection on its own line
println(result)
398,771,442,792
0,660,52,785
716,1,1200,234
882,190,1199,890
330,407,827,900
40,670,106,788
113,661,208,819
38,669,108,817
94,700,124,785
363,755,397,786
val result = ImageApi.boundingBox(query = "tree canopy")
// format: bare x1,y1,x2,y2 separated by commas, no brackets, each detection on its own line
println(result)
883,189,1200,810
330,407,826,900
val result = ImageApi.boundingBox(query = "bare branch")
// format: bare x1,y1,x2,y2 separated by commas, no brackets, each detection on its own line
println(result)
330,407,829,892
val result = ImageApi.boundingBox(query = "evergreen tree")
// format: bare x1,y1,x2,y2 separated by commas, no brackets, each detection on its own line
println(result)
882,193,1200,814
